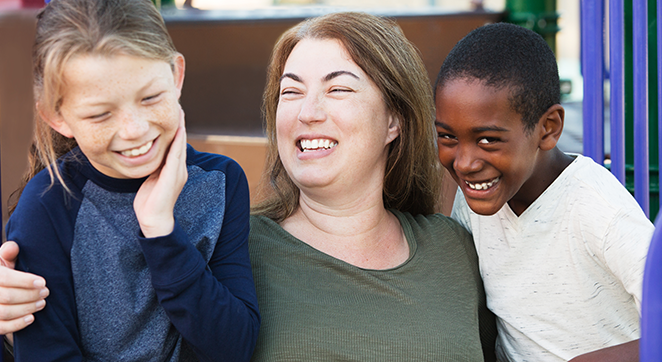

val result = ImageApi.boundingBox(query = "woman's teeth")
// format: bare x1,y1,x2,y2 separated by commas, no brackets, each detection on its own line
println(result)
121,140,153,157
465,177,500,190
300,139,337,152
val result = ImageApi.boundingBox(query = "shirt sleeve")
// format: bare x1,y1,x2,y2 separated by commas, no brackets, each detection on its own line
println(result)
137,161,259,362
8,180,84,362
601,207,654,313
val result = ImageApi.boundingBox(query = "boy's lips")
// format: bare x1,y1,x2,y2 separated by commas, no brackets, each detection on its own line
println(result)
464,176,500,191
118,139,155,158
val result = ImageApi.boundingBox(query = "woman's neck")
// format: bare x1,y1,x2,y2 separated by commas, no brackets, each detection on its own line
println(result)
280,191,409,270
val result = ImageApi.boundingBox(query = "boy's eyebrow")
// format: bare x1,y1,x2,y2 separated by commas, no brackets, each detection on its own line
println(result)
434,120,509,133
279,70,359,84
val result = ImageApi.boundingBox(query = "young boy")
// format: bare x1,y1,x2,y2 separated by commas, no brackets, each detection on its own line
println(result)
434,23,653,361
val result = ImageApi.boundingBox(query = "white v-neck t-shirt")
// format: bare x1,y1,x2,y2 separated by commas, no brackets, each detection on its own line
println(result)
451,154,653,362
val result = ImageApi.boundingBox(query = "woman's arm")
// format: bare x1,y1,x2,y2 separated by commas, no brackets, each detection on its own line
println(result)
8,177,84,361
0,242,48,341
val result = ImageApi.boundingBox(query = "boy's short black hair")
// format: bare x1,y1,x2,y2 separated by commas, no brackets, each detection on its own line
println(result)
435,22,560,132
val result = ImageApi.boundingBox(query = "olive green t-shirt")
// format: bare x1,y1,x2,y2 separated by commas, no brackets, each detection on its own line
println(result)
249,210,496,362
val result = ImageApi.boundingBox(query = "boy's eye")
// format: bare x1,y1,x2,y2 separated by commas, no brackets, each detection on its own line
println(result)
88,112,110,120
478,137,499,145
437,132,456,141
143,93,162,103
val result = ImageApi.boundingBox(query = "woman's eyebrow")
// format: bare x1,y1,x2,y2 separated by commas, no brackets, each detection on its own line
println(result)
280,73,302,83
323,70,359,82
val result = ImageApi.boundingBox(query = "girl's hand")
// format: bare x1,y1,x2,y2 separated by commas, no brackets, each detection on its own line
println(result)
0,242,49,342
134,110,188,238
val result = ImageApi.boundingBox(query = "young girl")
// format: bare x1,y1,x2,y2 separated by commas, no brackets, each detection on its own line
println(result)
5,0,260,360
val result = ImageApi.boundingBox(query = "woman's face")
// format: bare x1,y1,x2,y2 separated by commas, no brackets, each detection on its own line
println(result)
276,38,400,196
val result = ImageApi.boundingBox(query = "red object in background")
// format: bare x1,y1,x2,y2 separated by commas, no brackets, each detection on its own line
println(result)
0,0,45,10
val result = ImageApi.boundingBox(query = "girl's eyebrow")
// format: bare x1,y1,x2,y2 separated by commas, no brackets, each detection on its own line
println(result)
279,70,359,84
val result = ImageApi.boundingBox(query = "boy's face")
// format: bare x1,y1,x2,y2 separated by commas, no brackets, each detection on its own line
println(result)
435,79,543,216
45,53,184,179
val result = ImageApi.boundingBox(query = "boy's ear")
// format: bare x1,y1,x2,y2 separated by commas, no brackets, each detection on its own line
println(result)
172,53,185,98
538,104,565,151
38,103,74,138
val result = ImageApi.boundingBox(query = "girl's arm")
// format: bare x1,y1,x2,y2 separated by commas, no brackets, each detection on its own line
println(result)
134,120,259,361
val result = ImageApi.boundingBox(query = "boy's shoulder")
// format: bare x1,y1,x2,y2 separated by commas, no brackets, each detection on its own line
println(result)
558,154,640,210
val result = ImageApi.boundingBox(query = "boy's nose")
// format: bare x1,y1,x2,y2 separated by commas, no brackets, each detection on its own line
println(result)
297,94,326,124
118,110,149,139
453,148,482,174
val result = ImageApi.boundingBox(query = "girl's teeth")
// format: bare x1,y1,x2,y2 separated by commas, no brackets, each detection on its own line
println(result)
121,140,153,157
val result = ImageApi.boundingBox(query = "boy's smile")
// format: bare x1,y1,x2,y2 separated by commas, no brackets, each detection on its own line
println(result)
435,79,547,216
45,53,185,180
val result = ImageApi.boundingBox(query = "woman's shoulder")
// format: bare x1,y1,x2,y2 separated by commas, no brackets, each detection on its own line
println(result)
392,210,472,240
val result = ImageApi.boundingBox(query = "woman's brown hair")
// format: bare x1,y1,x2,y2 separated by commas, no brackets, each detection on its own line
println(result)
252,12,442,222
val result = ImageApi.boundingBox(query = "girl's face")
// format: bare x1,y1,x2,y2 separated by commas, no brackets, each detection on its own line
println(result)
44,53,184,179
275,38,400,196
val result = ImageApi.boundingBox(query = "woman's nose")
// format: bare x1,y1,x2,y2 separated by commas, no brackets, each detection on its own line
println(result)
297,94,326,124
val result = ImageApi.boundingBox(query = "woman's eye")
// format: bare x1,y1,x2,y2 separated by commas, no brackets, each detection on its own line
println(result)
330,87,352,94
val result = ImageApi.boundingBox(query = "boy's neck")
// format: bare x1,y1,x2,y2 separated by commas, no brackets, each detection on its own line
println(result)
507,147,574,216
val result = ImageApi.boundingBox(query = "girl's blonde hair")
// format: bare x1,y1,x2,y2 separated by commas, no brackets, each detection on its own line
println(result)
9,0,179,214
252,12,442,222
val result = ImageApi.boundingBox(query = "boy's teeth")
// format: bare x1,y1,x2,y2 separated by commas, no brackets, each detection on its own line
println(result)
301,139,337,152
121,140,153,157
465,177,500,190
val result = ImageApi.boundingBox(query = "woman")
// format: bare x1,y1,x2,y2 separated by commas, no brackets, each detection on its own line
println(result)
248,12,495,361
1,11,496,361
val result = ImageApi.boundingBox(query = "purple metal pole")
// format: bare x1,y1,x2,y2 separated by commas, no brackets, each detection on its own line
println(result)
610,0,626,184
581,0,605,163
633,0,650,217
658,0,662,214
642,213,662,361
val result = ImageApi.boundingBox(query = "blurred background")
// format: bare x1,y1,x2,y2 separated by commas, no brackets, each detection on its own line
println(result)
0,0,581,228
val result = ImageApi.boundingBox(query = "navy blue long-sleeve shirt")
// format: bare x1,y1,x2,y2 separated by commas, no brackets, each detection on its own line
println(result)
7,145,260,361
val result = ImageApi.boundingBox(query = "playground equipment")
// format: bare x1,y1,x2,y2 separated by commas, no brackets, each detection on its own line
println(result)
582,0,662,358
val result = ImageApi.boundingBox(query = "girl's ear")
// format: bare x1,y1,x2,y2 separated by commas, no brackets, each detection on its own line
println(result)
538,104,564,151
38,103,74,138
172,53,185,98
